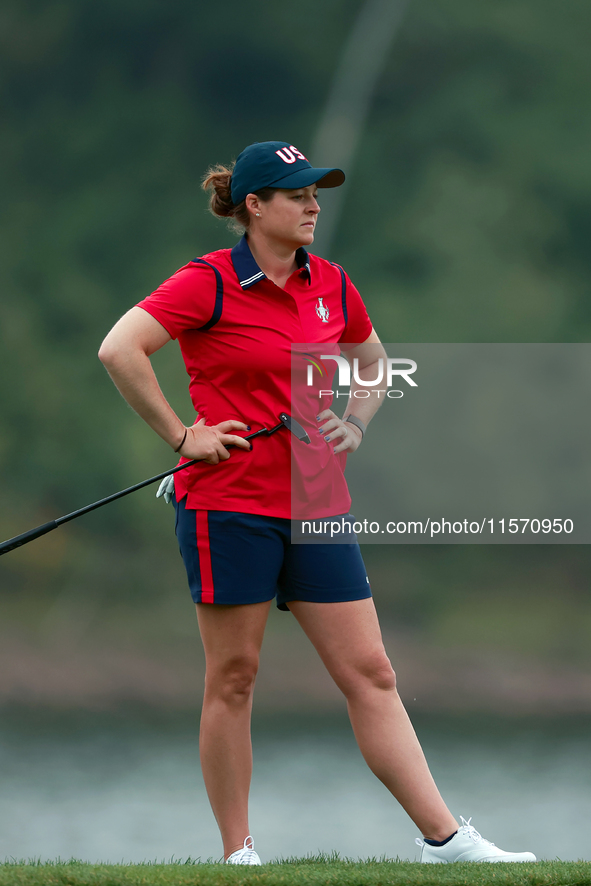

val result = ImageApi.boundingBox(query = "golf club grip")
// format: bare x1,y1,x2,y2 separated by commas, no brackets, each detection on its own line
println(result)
0,520,58,556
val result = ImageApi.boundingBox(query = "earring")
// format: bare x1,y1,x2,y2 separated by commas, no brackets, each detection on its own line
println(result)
256,212,261,217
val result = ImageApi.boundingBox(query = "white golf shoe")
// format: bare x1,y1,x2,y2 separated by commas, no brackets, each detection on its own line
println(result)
416,817,537,863
225,835,262,865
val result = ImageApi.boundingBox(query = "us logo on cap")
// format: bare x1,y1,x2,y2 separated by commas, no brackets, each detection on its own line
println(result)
275,146,308,165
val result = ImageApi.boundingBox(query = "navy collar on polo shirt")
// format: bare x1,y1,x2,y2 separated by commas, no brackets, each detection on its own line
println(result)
231,235,311,289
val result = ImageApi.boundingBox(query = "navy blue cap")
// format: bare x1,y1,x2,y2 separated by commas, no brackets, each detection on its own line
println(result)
230,141,345,206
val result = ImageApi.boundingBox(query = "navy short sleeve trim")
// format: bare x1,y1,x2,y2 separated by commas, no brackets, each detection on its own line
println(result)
330,262,348,325
191,258,224,330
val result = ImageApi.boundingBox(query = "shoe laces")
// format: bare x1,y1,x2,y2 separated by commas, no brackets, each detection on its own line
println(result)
227,835,258,864
459,816,495,847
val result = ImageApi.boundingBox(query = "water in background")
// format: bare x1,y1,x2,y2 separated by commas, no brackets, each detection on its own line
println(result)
0,709,589,863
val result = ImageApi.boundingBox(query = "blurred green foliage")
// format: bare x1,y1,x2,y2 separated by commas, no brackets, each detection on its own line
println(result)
1,0,591,669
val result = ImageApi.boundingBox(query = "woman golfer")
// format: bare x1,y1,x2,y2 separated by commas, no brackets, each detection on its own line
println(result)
99,141,535,865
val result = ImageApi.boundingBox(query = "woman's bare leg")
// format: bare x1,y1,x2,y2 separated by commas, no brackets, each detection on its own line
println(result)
196,600,272,859
288,598,458,841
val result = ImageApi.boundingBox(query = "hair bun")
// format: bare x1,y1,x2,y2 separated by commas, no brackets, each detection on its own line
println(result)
202,164,235,218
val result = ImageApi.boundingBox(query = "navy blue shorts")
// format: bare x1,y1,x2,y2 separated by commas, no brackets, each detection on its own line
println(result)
173,496,371,610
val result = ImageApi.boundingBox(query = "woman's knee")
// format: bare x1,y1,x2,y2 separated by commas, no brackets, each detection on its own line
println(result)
340,651,397,696
205,652,260,704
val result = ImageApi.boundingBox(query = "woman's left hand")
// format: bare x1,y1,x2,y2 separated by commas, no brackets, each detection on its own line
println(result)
317,410,363,454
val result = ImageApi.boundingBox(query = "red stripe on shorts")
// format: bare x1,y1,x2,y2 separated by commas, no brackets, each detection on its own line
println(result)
195,510,215,604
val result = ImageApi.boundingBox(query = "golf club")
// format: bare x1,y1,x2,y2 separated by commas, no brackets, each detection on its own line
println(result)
0,412,310,557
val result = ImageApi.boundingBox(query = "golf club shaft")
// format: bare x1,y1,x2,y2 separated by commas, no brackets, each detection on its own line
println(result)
0,458,201,556
0,424,283,557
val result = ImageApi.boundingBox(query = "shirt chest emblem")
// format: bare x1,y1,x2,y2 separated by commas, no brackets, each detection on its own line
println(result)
316,297,330,323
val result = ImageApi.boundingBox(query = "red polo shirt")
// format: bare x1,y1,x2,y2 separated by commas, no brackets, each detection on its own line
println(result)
136,235,373,518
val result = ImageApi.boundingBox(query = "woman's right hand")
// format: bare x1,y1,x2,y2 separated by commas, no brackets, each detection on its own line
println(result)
176,418,251,464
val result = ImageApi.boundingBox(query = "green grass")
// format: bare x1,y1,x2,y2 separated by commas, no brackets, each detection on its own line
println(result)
0,858,590,886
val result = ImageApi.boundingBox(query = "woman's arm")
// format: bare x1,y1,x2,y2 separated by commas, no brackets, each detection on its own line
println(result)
343,326,388,434
318,328,387,455
98,307,250,463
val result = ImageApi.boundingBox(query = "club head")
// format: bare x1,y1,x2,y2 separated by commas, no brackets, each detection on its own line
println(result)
278,413,311,444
